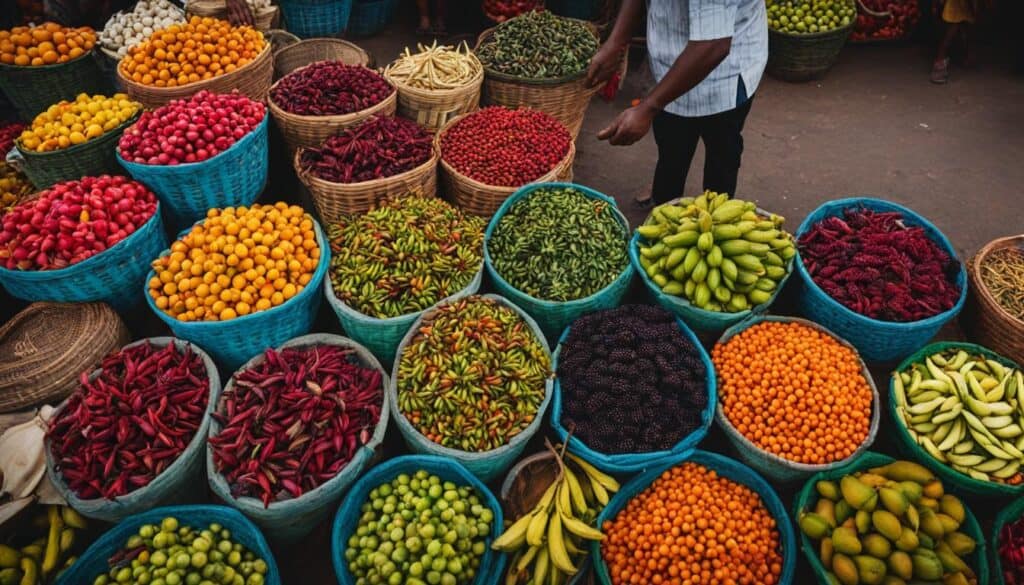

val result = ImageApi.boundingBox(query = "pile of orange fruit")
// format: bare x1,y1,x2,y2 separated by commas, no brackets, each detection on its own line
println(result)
119,16,265,88
0,22,96,67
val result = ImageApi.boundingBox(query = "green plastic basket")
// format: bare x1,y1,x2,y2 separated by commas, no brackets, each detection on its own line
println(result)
991,496,1024,585
889,341,1024,499
794,451,989,584
0,52,112,122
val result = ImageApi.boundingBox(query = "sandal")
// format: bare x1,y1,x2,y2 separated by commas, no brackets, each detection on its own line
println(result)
633,196,656,210
930,58,950,84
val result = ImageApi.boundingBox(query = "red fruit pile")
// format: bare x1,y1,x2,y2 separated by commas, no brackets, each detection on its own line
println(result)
0,122,24,153
118,90,265,165
440,106,570,187
270,62,393,116
0,175,157,271
483,0,542,21
851,0,919,42
300,116,433,183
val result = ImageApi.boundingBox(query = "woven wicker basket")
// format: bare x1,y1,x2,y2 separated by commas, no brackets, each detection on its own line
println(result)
272,38,371,80
186,0,280,30
435,113,576,217
475,25,600,140
767,22,854,82
117,42,273,109
965,235,1024,366
266,28,300,53
268,64,397,153
0,301,129,413
0,52,111,122
385,66,483,132
295,147,438,223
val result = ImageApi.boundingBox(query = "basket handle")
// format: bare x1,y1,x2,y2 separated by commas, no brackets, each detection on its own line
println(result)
857,0,891,18
5,146,25,173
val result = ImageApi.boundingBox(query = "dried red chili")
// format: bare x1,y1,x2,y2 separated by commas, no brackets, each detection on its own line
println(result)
270,62,393,116
47,341,209,500
797,207,961,322
439,106,570,187
208,344,383,507
1001,515,1024,584
299,116,432,183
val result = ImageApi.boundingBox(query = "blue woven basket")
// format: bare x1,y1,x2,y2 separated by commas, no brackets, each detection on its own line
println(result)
794,197,968,363
549,315,716,475
55,505,281,585
0,204,166,312
347,0,393,36
324,264,484,367
144,217,330,372
591,449,797,585
118,114,269,230
388,294,553,482
331,455,506,585
484,183,635,343
795,451,989,585
279,0,354,37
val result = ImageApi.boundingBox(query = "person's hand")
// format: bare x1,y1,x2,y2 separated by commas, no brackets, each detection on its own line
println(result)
226,0,255,26
597,103,656,146
585,42,624,88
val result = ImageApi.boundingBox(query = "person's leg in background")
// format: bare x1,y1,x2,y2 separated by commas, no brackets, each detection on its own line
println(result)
415,0,431,34
650,110,701,205
433,0,446,35
699,79,754,197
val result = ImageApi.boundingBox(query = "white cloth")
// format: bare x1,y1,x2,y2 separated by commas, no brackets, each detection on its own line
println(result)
646,0,768,117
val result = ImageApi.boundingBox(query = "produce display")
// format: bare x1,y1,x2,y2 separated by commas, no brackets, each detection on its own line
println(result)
980,245,1024,320
893,347,1024,485
488,186,628,301
209,344,383,507
395,296,550,451
475,10,598,79
558,306,708,454
493,448,620,584
799,207,962,322
270,62,393,116
90,516,270,585
17,93,140,152
342,470,493,584
0,122,31,214
799,460,979,584
118,16,265,88
1000,512,1024,584
439,107,570,187
118,90,266,165
47,341,208,499
0,175,158,271
852,0,919,42
328,196,485,319
713,320,874,464
384,41,482,90
767,0,856,34
636,190,796,313
0,23,95,66
482,0,543,22
602,461,784,584
0,505,89,585
99,0,186,59
148,203,320,322
298,116,432,184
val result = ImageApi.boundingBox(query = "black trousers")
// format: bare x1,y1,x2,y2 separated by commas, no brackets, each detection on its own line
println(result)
651,97,754,204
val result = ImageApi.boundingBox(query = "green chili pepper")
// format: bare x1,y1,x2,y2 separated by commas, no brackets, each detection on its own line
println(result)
476,11,599,79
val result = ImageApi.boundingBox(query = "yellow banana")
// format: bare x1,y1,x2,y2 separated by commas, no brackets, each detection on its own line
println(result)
546,513,576,574
492,513,532,551
560,511,605,541
41,505,62,576
566,453,619,492
563,467,588,516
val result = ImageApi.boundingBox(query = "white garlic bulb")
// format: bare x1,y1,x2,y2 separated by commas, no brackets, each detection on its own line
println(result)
99,0,187,58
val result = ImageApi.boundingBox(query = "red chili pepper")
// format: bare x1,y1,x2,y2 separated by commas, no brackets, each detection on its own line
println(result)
271,62,393,116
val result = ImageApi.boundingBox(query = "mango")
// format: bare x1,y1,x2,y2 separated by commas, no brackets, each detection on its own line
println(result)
832,526,862,555
939,495,965,525
858,473,889,487
905,504,920,532
897,481,923,503
871,461,935,484
855,510,871,534
799,513,831,540
815,498,837,527
912,550,944,580
888,550,913,580
935,542,969,573
879,487,909,516
923,479,945,500
872,510,902,541
832,554,859,585
841,475,877,510
862,533,891,558
936,513,960,535
821,537,834,570
920,508,946,540
835,500,854,525
853,555,887,585
944,532,977,556
880,578,907,585
894,527,920,552
817,480,840,501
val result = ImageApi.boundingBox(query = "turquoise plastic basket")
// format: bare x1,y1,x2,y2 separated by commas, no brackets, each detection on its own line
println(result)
331,455,506,585
118,114,269,229
279,0,354,37
549,314,717,474
591,449,797,585
46,337,219,523
715,315,881,484
991,496,1024,585
347,0,393,36
794,451,989,585
388,294,554,482
484,182,635,343
324,264,484,367
0,204,166,312
144,218,330,372
55,505,281,585
889,341,1024,499
794,197,968,363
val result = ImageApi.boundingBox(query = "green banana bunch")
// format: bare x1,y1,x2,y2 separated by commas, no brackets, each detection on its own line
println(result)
636,190,796,313
494,449,620,585
0,505,87,585
893,348,1024,485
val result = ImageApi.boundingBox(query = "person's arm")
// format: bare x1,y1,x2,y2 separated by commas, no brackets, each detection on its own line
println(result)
585,0,645,88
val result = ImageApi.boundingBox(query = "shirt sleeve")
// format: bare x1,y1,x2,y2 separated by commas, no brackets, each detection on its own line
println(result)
688,0,739,41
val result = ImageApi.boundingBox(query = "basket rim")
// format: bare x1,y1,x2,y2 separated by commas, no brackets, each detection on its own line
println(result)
117,112,268,171
293,143,437,191
0,48,95,71
271,37,370,68
383,58,484,99
16,107,142,158
887,340,1024,494
475,22,597,86
794,196,968,329
713,314,882,472
268,61,395,121
971,234,1024,328
116,40,271,95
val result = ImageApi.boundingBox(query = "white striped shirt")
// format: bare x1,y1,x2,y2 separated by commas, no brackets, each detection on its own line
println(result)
647,0,768,117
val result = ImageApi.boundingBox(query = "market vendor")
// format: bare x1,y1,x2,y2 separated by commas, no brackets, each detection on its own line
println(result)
587,0,768,207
